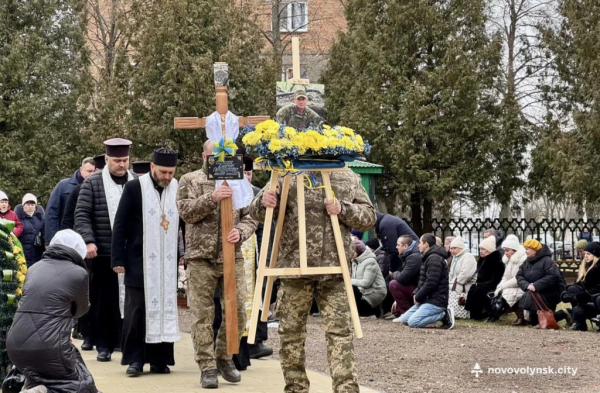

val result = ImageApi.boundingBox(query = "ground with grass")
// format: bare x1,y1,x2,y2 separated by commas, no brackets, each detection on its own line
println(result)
179,307,598,393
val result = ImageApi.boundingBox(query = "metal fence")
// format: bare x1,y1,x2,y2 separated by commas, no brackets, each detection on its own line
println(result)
405,218,599,260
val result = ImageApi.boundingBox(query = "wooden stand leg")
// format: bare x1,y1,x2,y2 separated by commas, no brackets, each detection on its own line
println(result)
297,177,308,275
321,172,363,338
260,176,292,322
248,171,280,344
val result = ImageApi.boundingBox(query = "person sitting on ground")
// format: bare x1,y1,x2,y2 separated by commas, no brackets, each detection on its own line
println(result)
484,228,504,254
448,236,477,319
351,229,363,242
489,235,527,325
557,242,600,331
365,237,388,278
444,236,455,264
465,236,505,321
516,239,563,327
399,234,454,329
6,230,98,393
351,240,387,317
389,235,422,320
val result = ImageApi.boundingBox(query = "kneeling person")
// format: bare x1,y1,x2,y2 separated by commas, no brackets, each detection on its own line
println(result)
400,233,454,329
112,148,181,376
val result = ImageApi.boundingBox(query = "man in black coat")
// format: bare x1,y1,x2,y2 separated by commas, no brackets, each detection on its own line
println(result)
112,148,179,376
75,139,135,362
62,155,105,231
389,235,421,318
398,233,454,329
374,212,418,274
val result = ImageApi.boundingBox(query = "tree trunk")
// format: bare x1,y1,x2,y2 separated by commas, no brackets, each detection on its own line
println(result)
410,192,422,236
423,196,433,234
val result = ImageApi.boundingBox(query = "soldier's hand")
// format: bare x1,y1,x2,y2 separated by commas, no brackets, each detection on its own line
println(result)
263,190,278,208
324,198,341,215
86,243,97,259
212,184,233,203
227,228,241,244
113,266,125,274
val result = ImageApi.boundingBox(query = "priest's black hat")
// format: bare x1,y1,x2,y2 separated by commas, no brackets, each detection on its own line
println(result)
104,138,132,157
93,154,106,170
152,147,178,167
132,161,151,175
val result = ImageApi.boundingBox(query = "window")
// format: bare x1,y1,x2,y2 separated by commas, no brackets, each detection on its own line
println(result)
279,2,308,32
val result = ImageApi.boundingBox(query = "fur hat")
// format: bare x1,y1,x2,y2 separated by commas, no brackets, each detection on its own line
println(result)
450,236,465,249
501,234,520,251
479,236,497,253
576,239,588,251
352,240,366,256
584,242,600,258
523,239,542,252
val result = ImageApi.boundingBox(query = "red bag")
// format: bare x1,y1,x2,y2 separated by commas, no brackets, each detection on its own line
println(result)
532,292,559,329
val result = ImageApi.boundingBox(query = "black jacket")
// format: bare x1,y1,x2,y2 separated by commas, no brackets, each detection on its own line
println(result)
111,178,153,288
75,171,135,256
393,246,421,287
474,250,505,290
374,212,418,272
374,248,389,277
15,204,45,266
579,262,600,295
6,245,96,392
414,245,449,308
45,170,81,245
517,245,562,307
61,183,82,231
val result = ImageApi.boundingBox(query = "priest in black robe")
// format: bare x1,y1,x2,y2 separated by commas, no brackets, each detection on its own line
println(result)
111,147,181,376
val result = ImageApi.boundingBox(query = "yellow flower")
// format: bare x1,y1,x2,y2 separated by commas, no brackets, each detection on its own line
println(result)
269,138,289,152
256,119,279,139
284,127,297,138
323,129,339,138
242,132,262,146
19,264,27,275
13,246,22,254
16,288,22,296
16,272,25,284
18,256,26,264
339,126,355,137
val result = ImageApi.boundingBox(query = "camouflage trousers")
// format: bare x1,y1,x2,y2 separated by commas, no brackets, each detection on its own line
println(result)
278,278,358,393
187,258,246,371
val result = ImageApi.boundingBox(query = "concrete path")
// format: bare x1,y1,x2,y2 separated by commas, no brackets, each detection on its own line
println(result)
78,333,379,392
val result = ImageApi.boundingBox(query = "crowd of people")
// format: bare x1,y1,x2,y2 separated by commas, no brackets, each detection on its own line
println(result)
3,136,600,393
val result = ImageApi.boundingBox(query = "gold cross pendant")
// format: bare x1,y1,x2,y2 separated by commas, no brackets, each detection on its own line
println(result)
161,213,170,232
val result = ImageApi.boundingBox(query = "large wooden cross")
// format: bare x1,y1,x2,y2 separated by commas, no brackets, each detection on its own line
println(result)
288,37,309,85
174,63,269,354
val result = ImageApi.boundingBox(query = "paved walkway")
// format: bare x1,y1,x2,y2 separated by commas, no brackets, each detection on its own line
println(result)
79,333,379,393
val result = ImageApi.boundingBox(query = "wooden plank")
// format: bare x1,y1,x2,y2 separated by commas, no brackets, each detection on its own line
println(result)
297,176,308,275
254,162,350,173
220,180,239,354
239,116,271,127
322,172,363,338
263,267,343,276
173,117,206,129
260,175,292,322
247,171,280,344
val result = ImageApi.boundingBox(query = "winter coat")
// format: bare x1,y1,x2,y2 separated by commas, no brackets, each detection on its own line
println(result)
374,212,418,272
351,248,387,307
60,183,82,231
577,261,600,296
517,245,562,310
75,171,136,256
414,245,449,309
7,244,97,393
374,247,389,277
45,170,82,245
448,248,477,294
250,169,376,279
15,204,45,267
474,250,505,291
494,245,526,307
392,246,421,287
0,206,23,237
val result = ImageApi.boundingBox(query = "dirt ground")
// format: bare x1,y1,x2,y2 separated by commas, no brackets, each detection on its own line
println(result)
179,308,599,393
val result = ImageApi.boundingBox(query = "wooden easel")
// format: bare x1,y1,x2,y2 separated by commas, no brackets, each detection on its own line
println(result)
174,63,269,354
247,165,363,344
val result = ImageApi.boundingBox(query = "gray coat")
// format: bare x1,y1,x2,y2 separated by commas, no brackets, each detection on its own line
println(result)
351,248,387,307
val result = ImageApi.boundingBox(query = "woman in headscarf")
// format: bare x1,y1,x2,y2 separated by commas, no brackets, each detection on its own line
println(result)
447,236,477,319
7,230,99,393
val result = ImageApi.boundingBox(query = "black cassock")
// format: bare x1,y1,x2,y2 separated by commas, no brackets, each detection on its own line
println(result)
111,177,175,366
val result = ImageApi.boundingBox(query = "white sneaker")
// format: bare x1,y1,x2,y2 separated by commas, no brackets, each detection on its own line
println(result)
392,316,403,323
443,308,455,330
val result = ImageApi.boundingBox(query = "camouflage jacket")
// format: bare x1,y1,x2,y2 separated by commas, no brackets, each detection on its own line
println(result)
275,104,323,130
250,170,376,279
177,167,258,263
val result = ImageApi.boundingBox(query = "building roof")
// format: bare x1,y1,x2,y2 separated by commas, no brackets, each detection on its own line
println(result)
347,160,383,174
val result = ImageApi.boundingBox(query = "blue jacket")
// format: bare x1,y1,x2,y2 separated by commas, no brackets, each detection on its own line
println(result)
15,204,45,266
45,170,81,244
374,212,418,272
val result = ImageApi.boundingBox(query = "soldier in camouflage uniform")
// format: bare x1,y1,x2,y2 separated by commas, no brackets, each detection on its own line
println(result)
275,88,324,130
177,141,258,389
250,170,376,393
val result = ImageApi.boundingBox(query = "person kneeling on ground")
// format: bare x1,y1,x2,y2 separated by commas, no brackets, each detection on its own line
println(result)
351,240,387,317
7,230,99,393
489,235,527,325
464,236,505,321
399,234,454,329
517,239,564,327
557,242,600,331
390,235,422,321
447,236,477,320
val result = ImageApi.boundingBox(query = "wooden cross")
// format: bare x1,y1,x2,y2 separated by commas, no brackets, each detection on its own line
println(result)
288,37,309,85
174,63,269,355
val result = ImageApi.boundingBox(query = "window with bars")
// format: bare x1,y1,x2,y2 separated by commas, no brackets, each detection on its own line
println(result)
278,2,308,32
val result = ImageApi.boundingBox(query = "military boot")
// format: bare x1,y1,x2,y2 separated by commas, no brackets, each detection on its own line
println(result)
201,369,218,389
216,359,241,383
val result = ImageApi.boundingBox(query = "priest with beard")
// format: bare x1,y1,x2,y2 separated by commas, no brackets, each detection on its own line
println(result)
111,147,181,376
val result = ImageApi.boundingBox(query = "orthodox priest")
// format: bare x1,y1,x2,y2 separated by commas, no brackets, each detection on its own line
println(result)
111,148,181,376
75,139,136,362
